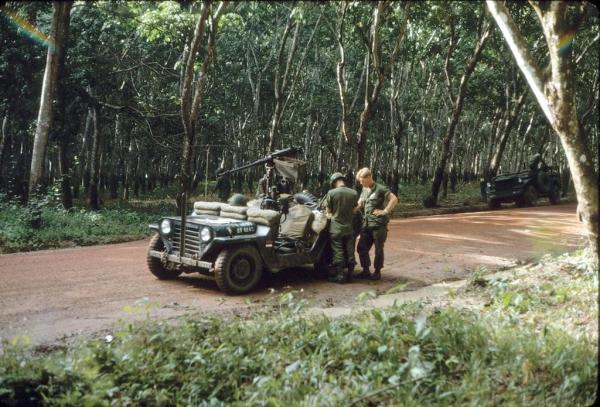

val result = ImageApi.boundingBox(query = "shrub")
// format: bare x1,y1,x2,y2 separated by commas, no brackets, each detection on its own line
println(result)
0,297,596,405
0,200,155,253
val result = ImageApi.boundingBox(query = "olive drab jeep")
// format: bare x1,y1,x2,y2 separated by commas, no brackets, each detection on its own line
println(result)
146,148,332,295
485,154,561,209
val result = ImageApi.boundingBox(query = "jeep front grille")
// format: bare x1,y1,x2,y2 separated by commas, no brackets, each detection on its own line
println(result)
494,179,516,189
171,222,202,258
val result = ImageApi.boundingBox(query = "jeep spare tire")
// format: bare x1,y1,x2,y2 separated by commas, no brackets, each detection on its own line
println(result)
147,234,182,280
215,245,263,295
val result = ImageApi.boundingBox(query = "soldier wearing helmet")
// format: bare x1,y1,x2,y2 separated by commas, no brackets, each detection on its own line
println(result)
324,172,359,283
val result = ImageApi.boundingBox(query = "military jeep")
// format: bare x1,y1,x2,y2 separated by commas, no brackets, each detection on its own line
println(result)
146,148,332,295
485,154,561,209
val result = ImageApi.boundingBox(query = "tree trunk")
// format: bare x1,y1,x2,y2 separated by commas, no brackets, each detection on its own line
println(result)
487,0,598,261
28,1,73,199
427,14,490,207
179,0,227,256
88,105,100,210
0,115,8,189
487,88,527,179
335,2,409,170
58,137,73,209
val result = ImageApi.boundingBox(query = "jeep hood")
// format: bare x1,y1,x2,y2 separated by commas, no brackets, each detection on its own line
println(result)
165,215,252,227
492,170,530,182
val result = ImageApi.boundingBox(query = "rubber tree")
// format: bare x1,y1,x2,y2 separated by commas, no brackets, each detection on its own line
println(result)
179,1,228,249
486,0,598,261
425,7,491,207
28,1,73,200
485,73,528,180
335,1,410,170
267,5,323,152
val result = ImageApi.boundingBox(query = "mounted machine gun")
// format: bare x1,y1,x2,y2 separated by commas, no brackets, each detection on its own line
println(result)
219,147,305,211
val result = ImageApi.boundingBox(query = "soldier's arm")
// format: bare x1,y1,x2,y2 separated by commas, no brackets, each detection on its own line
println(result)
373,191,398,216
352,194,360,213
383,192,399,215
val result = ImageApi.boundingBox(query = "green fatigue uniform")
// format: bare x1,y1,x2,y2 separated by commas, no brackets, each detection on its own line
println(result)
325,181,358,282
357,182,391,277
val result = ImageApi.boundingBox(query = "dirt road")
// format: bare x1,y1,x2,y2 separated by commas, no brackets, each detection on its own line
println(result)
0,204,584,344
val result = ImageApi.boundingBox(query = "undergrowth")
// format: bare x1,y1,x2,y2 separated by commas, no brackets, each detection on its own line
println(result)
0,198,156,253
0,267,596,406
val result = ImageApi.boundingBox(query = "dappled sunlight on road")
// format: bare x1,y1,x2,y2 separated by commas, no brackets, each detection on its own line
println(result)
382,203,584,282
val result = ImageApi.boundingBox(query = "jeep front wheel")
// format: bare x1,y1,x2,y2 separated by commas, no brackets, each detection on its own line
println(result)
147,234,182,280
214,245,263,295
487,198,501,210
523,185,538,206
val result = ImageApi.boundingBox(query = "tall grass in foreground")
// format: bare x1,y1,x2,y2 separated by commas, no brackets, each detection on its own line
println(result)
1,294,595,406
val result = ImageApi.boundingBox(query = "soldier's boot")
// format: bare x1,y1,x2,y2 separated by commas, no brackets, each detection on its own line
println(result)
346,265,355,283
356,268,371,279
370,268,381,281
328,267,348,284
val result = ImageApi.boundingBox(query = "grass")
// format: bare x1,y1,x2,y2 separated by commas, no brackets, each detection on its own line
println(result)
0,200,157,254
394,182,485,215
0,252,596,405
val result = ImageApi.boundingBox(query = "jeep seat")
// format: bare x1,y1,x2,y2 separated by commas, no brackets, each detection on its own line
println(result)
279,204,315,241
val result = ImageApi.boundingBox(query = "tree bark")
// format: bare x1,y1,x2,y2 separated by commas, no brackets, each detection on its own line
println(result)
28,1,73,199
487,0,598,261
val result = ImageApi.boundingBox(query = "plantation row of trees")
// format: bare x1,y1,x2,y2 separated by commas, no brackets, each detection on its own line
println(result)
0,1,598,252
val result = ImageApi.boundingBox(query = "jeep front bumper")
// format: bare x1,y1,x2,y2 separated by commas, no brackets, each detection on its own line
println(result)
148,250,214,271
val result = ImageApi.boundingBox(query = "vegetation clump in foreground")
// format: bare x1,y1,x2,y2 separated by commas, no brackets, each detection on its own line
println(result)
0,253,596,405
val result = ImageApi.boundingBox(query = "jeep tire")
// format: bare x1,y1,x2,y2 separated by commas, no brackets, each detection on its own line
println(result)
522,185,538,206
487,198,501,210
147,234,182,280
549,184,560,205
215,245,263,295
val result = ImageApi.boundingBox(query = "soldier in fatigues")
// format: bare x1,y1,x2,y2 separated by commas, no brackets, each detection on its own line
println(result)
355,167,399,280
325,173,358,283
214,169,231,202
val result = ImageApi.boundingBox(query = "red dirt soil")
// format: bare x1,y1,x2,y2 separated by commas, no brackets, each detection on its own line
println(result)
0,203,584,345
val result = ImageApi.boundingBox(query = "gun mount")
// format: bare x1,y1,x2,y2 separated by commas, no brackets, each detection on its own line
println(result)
219,147,305,210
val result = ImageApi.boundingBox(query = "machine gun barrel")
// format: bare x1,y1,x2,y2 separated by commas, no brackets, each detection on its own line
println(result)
218,147,302,177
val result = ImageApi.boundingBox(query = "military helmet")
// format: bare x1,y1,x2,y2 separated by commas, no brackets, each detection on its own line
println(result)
227,193,248,206
330,172,345,187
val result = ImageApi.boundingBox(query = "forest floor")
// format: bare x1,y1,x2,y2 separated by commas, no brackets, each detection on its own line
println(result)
0,203,585,346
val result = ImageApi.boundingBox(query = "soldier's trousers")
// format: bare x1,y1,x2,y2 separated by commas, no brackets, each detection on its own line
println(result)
357,226,388,271
330,232,356,270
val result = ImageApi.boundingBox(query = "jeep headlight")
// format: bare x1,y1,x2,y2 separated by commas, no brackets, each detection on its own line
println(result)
518,177,523,183
160,219,172,235
486,182,491,187
200,227,212,243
